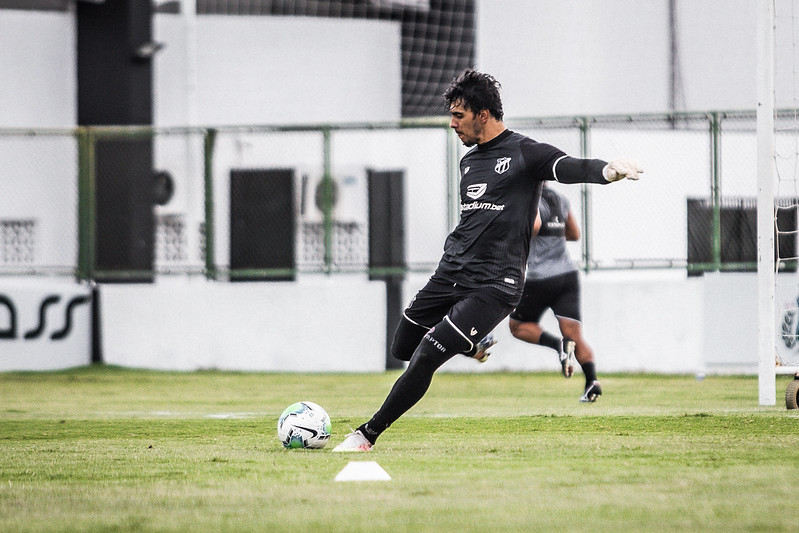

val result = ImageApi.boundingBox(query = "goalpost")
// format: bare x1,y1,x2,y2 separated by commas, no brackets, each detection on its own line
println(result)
758,0,799,406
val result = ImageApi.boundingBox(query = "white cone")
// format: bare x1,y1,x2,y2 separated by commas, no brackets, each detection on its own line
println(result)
334,461,391,482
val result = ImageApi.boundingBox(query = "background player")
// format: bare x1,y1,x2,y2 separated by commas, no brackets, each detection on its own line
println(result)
509,183,601,402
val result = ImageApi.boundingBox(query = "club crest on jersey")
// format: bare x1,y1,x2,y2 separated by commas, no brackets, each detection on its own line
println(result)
466,183,487,199
495,157,511,174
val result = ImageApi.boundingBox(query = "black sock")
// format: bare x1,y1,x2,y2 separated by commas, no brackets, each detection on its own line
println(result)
358,350,441,445
358,421,384,445
581,362,597,386
539,331,562,352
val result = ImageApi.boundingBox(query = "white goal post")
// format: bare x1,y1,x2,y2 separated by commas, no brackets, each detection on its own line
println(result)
757,0,777,406
757,0,799,406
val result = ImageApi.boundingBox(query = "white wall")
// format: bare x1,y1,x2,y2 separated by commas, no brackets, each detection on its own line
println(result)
0,10,401,128
0,2,777,128
0,279,92,371
0,266,779,375
100,275,387,372
154,14,402,126
676,0,757,110
415,271,774,376
475,0,762,116
0,10,75,128
476,0,670,117
438,271,704,374
95,271,770,375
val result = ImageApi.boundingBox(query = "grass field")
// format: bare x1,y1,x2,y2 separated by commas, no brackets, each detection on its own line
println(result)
1,366,798,532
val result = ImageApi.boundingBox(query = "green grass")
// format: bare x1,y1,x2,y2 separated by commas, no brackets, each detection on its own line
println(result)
1,366,798,532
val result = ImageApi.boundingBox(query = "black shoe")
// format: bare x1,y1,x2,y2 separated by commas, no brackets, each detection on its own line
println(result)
580,380,602,402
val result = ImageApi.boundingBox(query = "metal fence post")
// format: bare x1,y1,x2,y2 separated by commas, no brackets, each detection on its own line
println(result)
204,128,217,280
579,116,592,273
76,127,96,282
710,112,722,271
447,126,461,230
321,127,334,274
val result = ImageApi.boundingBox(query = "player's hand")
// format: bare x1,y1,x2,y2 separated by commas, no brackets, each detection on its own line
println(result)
603,158,643,182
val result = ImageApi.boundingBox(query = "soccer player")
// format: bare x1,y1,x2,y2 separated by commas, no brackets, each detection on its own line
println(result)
333,68,642,452
508,183,602,402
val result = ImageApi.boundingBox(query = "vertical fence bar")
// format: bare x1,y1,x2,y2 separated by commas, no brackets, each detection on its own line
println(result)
447,126,461,230
321,128,334,274
710,112,722,271
579,117,592,273
203,128,217,280
76,127,96,281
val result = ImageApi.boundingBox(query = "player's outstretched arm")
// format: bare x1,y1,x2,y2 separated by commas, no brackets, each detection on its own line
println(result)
553,156,643,184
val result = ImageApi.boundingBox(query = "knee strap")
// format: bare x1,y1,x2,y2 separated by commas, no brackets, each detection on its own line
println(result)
391,314,430,362
421,317,473,359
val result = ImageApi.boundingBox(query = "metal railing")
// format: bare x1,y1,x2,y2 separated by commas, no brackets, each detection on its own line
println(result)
1,110,793,280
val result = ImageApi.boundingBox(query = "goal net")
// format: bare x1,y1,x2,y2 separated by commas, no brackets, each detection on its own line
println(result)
758,0,799,405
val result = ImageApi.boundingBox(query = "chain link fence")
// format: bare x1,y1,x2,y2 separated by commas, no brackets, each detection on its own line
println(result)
0,111,779,280
0,129,78,275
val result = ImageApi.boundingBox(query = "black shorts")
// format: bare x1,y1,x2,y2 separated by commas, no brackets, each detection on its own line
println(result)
509,270,581,323
404,275,518,346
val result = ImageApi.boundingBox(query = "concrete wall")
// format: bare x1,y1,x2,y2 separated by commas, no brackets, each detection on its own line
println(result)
424,271,707,375
3,271,791,375
154,14,402,126
0,9,75,128
99,275,387,372
89,271,781,375
0,2,780,128
0,279,92,371
475,0,761,117
0,9,401,128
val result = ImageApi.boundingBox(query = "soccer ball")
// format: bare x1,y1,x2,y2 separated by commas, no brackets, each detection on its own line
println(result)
277,401,332,449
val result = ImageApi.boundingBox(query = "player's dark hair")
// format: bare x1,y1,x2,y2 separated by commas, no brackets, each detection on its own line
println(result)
443,68,504,120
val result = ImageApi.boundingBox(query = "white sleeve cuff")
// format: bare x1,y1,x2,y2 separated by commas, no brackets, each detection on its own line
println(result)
551,155,568,182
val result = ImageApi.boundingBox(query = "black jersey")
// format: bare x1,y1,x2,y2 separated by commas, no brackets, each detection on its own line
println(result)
433,129,606,297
